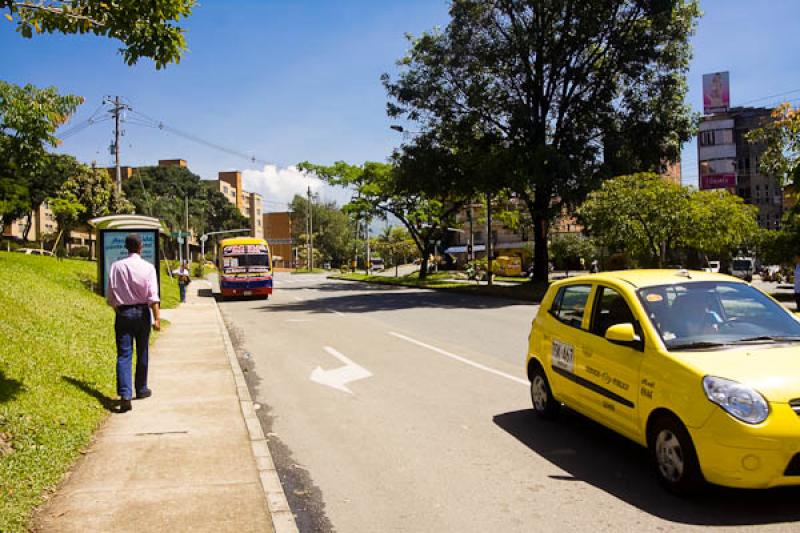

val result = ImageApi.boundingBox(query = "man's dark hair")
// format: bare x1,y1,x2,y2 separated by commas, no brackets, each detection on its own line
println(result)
125,233,143,252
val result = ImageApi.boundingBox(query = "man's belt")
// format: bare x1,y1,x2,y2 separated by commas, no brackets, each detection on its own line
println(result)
117,303,149,311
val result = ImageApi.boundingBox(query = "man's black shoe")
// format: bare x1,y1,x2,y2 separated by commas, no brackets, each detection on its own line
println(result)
119,399,132,413
136,389,152,400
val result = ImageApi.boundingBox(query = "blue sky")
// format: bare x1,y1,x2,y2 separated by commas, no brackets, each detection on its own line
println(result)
2,0,799,210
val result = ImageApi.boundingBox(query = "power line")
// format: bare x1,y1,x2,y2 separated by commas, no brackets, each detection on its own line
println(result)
124,109,275,167
738,88,800,107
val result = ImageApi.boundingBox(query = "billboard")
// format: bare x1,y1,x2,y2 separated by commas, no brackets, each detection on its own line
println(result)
700,174,736,190
98,229,160,297
703,71,730,114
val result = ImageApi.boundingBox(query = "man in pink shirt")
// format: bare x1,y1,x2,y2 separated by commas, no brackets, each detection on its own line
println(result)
107,233,161,413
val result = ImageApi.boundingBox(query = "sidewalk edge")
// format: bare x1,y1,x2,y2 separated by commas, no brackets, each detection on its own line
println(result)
210,291,299,533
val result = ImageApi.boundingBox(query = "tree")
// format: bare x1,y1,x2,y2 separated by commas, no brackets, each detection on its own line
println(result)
288,194,354,268
123,165,248,236
2,0,195,68
47,162,114,254
748,103,800,188
375,226,417,276
549,233,596,271
298,160,464,279
579,173,758,267
688,189,759,260
0,81,83,230
384,0,699,281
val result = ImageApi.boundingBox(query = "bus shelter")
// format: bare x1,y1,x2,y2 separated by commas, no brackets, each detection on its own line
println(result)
89,215,166,297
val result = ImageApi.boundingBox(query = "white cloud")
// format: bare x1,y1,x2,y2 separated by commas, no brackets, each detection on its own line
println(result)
242,164,354,212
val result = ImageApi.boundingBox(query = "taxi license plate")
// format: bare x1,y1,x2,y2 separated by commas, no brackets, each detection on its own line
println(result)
244,291,252,296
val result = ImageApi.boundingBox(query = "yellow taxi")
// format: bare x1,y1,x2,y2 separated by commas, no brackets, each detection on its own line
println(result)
526,270,800,493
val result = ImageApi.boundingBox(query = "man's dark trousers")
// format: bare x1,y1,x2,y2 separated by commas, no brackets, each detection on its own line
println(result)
115,305,151,400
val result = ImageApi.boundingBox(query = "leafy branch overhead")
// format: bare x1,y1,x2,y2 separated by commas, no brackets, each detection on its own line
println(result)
1,0,195,68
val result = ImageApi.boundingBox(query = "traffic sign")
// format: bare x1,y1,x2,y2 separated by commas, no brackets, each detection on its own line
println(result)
177,236,185,244
171,231,190,238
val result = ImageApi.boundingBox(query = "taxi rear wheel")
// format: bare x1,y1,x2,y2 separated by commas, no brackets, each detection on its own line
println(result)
648,414,704,495
529,364,560,420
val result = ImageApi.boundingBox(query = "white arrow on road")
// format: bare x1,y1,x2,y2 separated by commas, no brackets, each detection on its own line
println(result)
309,346,372,394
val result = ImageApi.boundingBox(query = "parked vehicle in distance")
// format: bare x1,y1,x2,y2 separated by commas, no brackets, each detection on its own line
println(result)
15,248,54,257
730,257,756,282
703,260,720,273
493,255,522,277
217,237,273,300
526,269,800,494
370,258,385,272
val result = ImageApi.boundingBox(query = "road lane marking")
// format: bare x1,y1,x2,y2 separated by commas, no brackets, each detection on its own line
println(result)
309,346,372,394
388,332,528,386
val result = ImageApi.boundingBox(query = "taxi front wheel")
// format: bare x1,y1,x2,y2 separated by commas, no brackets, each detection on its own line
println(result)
648,414,704,495
530,364,560,420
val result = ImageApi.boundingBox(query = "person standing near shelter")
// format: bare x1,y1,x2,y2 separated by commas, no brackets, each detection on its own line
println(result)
173,260,191,303
107,234,161,413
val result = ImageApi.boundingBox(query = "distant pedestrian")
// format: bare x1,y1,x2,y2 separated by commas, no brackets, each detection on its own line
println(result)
106,234,160,413
794,255,800,311
173,260,191,303
590,259,599,274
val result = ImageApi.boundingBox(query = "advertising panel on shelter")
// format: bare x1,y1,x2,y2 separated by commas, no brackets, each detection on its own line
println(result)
703,71,730,114
99,230,159,296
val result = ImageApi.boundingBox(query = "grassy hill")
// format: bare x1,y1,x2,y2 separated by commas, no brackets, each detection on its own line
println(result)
0,252,178,532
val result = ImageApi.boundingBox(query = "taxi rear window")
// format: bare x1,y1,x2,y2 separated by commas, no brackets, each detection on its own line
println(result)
550,285,591,328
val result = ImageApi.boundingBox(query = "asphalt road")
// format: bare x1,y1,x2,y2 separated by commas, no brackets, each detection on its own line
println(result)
216,272,800,533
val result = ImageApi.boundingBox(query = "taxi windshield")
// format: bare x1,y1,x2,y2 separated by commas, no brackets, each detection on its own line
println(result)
637,281,800,350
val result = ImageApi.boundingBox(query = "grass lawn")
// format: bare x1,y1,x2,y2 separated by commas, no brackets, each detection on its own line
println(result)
331,271,548,303
0,252,179,532
290,268,328,274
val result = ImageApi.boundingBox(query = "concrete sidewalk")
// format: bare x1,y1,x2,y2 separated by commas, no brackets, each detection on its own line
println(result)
35,281,295,533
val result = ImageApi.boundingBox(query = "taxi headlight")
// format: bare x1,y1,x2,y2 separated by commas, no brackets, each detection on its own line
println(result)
702,376,769,424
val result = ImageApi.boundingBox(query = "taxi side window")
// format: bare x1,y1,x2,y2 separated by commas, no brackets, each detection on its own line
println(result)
591,286,636,336
550,285,591,328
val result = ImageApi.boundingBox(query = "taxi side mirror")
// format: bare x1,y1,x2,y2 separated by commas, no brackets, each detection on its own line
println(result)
605,323,639,346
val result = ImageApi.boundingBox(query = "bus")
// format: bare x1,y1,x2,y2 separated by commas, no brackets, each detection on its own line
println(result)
218,237,273,299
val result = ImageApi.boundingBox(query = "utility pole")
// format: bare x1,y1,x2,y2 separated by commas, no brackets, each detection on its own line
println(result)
307,185,313,271
104,96,131,196
468,203,475,263
486,192,493,286
185,194,190,263
365,215,371,275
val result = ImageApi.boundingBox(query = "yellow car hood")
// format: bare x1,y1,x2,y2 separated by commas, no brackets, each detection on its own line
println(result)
676,345,800,403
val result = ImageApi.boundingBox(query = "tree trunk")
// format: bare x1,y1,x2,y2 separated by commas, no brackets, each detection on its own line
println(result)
418,242,431,280
532,212,549,283
22,211,33,241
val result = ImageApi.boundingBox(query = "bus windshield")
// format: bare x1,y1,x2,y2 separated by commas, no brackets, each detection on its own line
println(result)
222,244,270,274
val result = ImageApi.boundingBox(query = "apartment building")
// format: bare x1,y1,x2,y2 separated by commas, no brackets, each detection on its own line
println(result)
263,212,294,268
210,171,263,239
2,201,58,242
697,106,781,228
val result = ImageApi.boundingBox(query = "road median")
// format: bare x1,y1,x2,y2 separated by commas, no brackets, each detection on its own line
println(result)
329,271,547,302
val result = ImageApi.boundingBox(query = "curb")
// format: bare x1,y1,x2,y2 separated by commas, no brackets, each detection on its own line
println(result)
208,283,299,533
